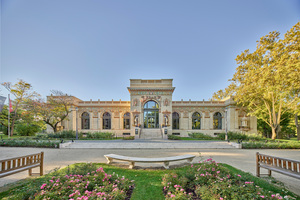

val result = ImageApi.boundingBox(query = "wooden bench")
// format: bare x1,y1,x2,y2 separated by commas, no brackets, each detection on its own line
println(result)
256,152,300,179
0,152,44,178
104,154,195,169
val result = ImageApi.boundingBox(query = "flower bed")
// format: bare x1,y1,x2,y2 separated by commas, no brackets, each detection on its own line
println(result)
162,159,295,199
34,167,134,200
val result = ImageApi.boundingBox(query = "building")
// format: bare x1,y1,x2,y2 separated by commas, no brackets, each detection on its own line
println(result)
59,79,257,139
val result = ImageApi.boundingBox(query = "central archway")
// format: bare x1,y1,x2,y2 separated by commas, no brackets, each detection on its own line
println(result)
143,100,159,128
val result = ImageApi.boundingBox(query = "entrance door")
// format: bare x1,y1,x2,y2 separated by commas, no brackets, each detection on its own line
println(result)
143,101,159,128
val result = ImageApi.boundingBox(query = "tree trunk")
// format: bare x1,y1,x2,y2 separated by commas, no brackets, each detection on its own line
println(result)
295,114,300,141
276,125,281,139
271,127,277,139
10,118,15,136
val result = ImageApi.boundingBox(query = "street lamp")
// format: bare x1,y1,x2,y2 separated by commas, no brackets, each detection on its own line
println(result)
225,107,228,141
76,107,78,140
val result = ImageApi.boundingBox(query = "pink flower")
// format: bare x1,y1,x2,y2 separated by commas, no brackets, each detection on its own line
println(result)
40,183,47,189
171,194,176,197
260,195,265,198
237,174,241,177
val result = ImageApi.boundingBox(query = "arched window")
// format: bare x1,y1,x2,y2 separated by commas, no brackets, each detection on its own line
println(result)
213,112,222,129
81,112,90,129
143,100,159,128
123,112,130,129
172,112,180,130
192,112,201,129
103,112,111,129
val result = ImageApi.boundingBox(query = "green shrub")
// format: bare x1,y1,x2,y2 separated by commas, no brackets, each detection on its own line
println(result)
15,124,40,136
0,125,8,135
168,135,181,140
123,136,135,140
217,132,251,141
48,130,82,139
86,132,114,139
242,141,300,149
0,138,60,148
188,132,214,140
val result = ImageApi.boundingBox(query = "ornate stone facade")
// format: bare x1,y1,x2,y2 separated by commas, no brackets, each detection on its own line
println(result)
59,79,257,138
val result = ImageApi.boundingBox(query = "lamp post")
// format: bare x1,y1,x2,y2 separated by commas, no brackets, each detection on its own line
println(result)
76,107,78,140
225,107,228,141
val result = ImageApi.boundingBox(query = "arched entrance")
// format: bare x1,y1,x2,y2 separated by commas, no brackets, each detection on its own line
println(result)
143,100,159,128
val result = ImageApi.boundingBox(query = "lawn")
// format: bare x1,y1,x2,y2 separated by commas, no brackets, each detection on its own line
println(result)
0,160,298,200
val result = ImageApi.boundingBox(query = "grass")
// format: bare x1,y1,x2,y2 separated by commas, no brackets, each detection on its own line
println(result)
0,162,298,200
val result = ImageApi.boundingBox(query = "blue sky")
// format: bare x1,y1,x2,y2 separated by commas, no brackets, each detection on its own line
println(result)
1,0,299,101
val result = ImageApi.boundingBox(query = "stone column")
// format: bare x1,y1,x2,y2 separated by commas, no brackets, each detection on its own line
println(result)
99,112,103,130
90,112,93,130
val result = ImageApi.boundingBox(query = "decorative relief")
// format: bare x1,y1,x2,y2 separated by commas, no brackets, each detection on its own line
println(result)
183,111,189,118
140,95,161,103
132,91,171,95
162,110,171,115
164,98,169,106
133,98,138,106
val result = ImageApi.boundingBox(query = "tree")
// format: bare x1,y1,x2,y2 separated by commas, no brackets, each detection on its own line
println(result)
1,80,39,136
212,83,236,100
230,22,300,139
0,105,22,135
28,90,74,133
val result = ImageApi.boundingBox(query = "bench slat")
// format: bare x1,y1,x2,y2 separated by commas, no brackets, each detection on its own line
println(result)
0,164,40,178
260,164,300,179
104,154,195,169
256,152,300,180
105,154,195,162
0,152,44,178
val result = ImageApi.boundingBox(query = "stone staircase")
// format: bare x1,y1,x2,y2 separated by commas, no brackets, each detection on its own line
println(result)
139,129,162,139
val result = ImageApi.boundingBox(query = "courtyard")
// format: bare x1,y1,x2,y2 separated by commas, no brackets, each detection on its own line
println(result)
0,144,299,196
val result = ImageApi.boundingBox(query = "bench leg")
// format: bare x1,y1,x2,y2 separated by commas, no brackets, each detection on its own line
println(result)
28,169,32,176
106,157,113,164
268,169,272,177
129,162,135,169
163,162,170,169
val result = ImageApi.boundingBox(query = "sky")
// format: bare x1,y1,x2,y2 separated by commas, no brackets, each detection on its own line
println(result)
0,0,299,102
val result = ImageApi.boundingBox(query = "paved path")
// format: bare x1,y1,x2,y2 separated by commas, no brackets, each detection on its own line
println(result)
64,140,236,149
0,145,299,195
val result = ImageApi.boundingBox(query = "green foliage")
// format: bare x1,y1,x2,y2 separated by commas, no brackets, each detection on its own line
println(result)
15,124,38,136
217,132,263,141
168,135,181,140
188,132,215,140
47,130,116,139
47,130,80,138
0,138,60,148
122,136,135,140
1,162,298,200
242,140,300,149
86,132,114,139
162,159,297,199
4,163,134,200
214,22,300,140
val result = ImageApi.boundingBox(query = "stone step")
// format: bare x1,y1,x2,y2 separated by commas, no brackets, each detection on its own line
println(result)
63,141,237,149
140,129,162,139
